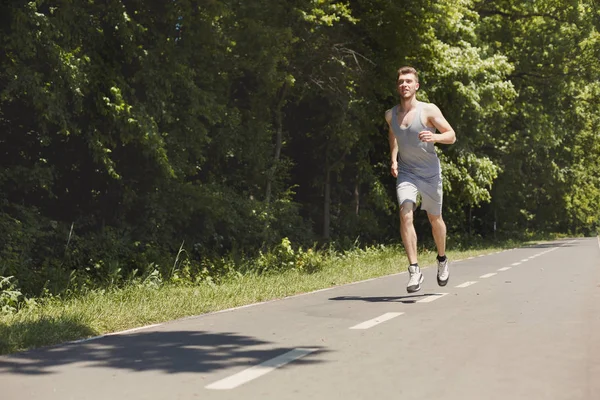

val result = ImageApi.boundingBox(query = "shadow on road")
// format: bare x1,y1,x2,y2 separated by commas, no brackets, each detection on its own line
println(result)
0,330,327,376
329,293,441,304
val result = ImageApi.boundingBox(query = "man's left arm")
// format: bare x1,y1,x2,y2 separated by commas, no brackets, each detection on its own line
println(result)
418,103,456,144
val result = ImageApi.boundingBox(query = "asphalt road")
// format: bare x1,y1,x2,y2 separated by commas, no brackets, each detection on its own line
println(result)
1,237,599,400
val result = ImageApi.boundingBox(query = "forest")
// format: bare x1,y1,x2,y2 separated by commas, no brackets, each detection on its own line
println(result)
1,0,599,297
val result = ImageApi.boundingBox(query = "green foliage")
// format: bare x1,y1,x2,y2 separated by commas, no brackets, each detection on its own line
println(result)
1,0,598,300
473,0,600,234
0,276,21,314
0,276,35,315
253,238,325,274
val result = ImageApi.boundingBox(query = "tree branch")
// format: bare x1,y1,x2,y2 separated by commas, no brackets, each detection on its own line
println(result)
477,9,565,23
509,71,567,80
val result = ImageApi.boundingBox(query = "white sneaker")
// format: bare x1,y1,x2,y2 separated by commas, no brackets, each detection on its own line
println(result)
407,264,423,293
437,258,449,286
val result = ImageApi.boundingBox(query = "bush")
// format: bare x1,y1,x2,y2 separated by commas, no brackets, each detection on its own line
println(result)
253,238,325,274
0,276,24,314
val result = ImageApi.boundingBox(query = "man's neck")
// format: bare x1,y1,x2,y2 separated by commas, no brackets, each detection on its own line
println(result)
399,97,419,111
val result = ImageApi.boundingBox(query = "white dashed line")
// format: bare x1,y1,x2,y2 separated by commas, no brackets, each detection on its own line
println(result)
349,312,404,330
480,273,497,279
511,262,521,266
456,281,477,288
206,348,319,390
416,293,449,303
498,267,512,272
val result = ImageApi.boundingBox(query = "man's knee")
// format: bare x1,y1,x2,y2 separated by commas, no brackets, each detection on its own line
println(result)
427,212,445,227
400,202,415,225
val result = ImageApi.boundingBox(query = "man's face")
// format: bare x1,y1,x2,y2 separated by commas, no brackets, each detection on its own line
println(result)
397,73,419,98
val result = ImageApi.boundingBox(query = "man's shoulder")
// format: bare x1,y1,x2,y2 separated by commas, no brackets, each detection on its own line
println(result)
384,107,395,123
385,105,398,114
420,101,442,116
419,101,440,110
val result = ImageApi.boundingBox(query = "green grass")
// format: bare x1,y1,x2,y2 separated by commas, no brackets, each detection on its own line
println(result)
0,239,537,355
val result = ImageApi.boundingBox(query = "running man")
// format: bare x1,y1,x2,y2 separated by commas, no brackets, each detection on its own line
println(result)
385,66,456,293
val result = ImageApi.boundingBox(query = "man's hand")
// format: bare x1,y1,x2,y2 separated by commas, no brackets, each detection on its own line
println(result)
418,130,436,143
391,161,398,178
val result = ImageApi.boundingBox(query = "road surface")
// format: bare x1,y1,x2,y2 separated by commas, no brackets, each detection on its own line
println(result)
1,237,599,400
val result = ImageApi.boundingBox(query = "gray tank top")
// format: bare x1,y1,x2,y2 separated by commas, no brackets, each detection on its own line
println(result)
391,102,441,181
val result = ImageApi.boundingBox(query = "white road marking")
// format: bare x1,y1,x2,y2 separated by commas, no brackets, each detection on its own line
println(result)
416,293,449,303
349,312,404,330
511,262,521,266
206,348,319,390
67,324,164,344
597,236,600,249
520,259,529,262
456,281,477,288
480,273,497,279
68,335,105,344
498,267,512,272
109,324,163,335
467,257,474,260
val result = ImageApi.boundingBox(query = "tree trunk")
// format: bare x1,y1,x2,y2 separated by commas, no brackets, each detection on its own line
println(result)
265,82,288,204
494,208,497,240
469,204,472,237
323,166,331,239
354,176,360,216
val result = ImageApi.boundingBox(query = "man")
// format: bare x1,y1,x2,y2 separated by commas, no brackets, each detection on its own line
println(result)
385,66,456,293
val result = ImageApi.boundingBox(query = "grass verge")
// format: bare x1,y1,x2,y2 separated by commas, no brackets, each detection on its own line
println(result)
0,238,537,355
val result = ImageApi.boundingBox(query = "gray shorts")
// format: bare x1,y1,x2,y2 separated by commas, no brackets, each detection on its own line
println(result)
396,176,443,215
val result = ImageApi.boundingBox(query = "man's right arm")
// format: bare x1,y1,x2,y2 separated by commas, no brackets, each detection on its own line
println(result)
385,109,398,178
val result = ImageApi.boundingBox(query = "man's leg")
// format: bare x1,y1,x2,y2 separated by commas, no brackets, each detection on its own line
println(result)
400,202,418,264
400,202,423,293
427,212,449,286
427,212,446,256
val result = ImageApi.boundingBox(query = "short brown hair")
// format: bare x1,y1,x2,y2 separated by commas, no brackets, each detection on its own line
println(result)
397,66,419,82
